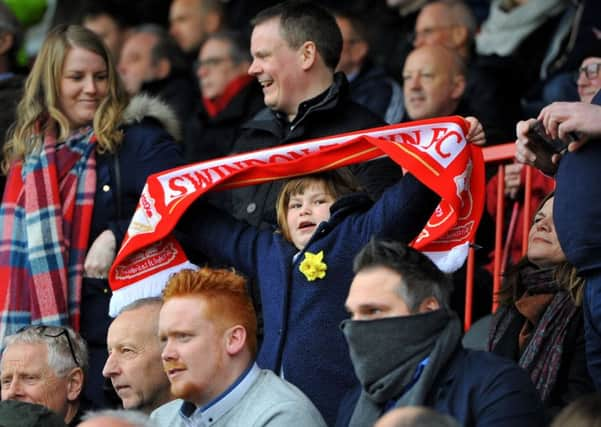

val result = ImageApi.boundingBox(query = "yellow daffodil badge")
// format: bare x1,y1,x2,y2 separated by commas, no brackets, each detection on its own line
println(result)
299,250,327,281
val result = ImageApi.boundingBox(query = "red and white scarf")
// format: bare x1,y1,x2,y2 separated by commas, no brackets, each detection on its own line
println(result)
108,116,485,316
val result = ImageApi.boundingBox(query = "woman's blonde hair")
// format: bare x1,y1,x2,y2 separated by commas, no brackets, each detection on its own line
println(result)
2,24,128,172
275,168,361,243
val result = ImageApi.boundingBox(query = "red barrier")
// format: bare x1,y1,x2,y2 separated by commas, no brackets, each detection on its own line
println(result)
464,142,534,329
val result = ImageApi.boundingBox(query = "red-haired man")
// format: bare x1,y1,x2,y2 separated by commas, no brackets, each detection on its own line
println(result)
150,268,326,426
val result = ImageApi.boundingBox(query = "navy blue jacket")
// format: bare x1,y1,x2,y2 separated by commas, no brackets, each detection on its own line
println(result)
91,118,184,247
181,173,439,424
554,91,601,273
348,61,404,124
336,347,546,427
81,101,184,408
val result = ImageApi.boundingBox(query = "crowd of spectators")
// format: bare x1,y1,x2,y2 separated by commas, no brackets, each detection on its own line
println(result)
0,0,599,426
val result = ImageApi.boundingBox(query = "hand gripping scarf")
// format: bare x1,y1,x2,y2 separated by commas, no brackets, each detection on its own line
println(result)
108,116,485,316
0,126,96,342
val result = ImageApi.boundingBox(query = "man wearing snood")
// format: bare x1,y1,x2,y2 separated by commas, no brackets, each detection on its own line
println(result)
336,239,546,427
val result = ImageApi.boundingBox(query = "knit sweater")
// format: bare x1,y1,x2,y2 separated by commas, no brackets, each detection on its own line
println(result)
150,365,326,427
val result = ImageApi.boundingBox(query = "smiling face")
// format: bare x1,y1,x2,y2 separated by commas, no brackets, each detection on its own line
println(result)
248,18,306,119
402,45,465,120
285,182,335,250
103,304,171,413
1,343,74,421
58,46,108,129
577,56,601,104
159,296,230,406
527,197,566,268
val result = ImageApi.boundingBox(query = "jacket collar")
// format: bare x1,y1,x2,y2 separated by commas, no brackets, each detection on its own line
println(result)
242,72,351,139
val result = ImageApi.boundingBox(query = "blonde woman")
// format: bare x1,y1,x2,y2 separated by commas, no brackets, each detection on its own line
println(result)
0,25,183,407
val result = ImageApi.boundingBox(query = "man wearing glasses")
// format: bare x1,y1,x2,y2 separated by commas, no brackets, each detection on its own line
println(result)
0,325,87,426
183,31,264,163
576,57,601,104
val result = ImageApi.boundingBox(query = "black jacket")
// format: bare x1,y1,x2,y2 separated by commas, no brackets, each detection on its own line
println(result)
183,80,265,163
0,74,24,197
224,72,402,228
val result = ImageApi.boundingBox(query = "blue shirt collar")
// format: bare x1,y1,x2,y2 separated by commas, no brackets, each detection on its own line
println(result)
383,357,430,412
179,363,260,426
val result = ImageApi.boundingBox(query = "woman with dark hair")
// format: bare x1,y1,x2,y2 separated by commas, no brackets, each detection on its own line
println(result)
489,193,594,416
0,24,183,407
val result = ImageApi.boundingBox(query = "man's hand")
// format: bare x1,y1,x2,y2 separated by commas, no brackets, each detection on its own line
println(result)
84,229,117,279
504,163,523,199
465,116,485,146
515,119,541,166
539,101,601,152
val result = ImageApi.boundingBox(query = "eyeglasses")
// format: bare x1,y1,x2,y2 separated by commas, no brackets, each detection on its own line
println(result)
16,325,80,367
410,25,456,43
576,62,601,81
194,56,231,70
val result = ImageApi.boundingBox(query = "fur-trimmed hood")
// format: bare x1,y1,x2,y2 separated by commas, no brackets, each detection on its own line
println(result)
121,94,182,142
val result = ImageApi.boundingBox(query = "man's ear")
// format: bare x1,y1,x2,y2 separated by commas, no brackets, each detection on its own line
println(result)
417,296,441,313
155,58,171,80
299,41,317,71
0,33,14,56
351,40,369,65
204,12,222,35
450,73,466,100
224,325,247,356
66,367,84,401
450,25,469,49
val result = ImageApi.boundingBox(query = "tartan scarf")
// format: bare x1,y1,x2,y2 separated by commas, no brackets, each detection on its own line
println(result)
489,265,578,402
0,124,96,344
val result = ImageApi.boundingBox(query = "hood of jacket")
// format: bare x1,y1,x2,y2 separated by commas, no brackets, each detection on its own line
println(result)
121,94,182,142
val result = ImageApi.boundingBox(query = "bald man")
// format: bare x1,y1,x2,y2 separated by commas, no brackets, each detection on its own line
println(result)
402,45,466,121
412,0,514,144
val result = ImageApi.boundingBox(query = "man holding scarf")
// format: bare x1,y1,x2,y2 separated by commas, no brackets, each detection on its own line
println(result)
337,239,546,427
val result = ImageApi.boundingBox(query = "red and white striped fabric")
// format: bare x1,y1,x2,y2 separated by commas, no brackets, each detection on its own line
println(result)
108,116,485,316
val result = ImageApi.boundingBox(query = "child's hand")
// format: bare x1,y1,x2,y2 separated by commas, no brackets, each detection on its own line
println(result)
465,116,486,146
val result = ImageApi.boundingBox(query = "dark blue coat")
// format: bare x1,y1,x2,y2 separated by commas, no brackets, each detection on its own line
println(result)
181,173,439,424
554,91,601,389
82,105,184,408
91,119,184,247
336,347,546,427
554,91,601,274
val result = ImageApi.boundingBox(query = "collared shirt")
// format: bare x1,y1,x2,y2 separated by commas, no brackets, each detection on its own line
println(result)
178,363,260,427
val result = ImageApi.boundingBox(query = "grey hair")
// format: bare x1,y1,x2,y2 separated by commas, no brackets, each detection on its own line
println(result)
437,0,477,41
204,31,252,65
3,325,89,377
82,409,155,426
118,296,163,315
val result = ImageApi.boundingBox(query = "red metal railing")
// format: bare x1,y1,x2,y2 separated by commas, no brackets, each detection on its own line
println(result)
464,143,534,330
